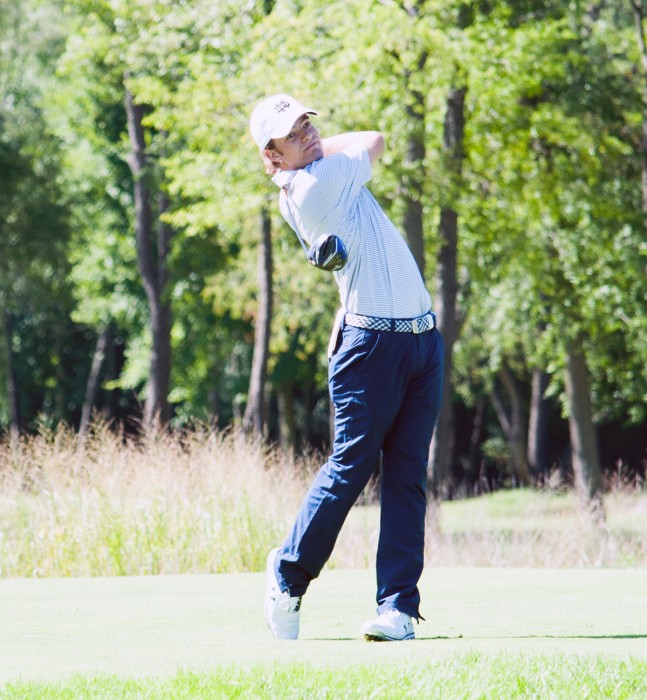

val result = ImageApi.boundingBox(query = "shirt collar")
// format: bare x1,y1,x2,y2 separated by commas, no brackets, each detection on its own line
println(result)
272,169,298,191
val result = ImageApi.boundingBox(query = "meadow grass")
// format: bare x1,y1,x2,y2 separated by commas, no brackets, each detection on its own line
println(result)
0,423,309,577
0,423,645,577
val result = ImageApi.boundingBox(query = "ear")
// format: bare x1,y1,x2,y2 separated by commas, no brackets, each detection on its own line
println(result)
261,149,282,175
264,148,282,165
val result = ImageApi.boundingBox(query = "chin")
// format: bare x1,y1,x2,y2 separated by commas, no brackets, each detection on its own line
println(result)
305,149,323,165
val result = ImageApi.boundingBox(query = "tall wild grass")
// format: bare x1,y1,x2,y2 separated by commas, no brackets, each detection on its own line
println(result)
0,423,645,577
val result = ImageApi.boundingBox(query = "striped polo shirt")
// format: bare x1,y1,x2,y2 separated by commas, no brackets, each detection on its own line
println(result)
273,147,432,318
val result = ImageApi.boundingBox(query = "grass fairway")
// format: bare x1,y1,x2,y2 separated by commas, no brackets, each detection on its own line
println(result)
1,567,646,698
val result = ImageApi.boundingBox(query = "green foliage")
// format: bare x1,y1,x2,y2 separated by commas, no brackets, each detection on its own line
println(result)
0,0,85,427
455,1,647,424
0,0,644,466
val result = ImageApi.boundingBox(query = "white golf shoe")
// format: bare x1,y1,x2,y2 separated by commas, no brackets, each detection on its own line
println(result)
361,609,415,641
264,548,302,640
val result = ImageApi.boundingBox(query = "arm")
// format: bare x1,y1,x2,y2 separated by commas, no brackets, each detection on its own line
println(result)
322,131,385,167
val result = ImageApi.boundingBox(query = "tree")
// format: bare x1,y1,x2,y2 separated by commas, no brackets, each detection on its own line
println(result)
460,2,647,501
242,206,273,437
527,367,552,479
428,84,466,496
124,88,172,425
630,0,647,216
59,0,205,429
2,0,644,489
0,0,75,435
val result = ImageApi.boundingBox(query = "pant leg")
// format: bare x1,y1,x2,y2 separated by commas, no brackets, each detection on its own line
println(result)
376,330,444,619
277,325,401,596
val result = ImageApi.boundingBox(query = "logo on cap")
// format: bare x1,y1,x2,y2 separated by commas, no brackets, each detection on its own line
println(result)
274,100,290,113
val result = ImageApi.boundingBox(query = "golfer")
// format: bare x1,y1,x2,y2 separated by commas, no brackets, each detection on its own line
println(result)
250,94,444,641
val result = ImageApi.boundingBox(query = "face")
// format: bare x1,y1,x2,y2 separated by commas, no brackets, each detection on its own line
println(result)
267,114,323,170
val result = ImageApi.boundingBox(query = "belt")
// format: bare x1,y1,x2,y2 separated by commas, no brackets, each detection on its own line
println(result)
345,311,436,334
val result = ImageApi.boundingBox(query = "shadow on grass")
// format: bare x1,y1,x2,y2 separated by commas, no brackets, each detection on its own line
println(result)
515,634,647,640
295,633,647,643
416,634,647,641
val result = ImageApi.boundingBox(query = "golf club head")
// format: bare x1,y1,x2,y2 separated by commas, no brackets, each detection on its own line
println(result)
307,234,348,272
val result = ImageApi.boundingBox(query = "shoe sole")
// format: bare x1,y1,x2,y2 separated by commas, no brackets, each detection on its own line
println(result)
264,548,281,637
363,632,415,642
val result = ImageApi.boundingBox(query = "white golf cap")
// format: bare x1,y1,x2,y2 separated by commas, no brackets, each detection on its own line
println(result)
250,93,318,150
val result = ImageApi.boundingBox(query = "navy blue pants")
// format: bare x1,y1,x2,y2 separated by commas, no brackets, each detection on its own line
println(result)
276,322,444,619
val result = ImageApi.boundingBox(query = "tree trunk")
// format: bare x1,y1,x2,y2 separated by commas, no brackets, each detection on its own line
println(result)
2,309,20,441
79,325,109,439
124,88,171,427
490,366,529,486
401,53,427,277
106,331,122,423
402,135,425,276
428,85,466,498
630,1,647,217
465,398,485,480
148,191,172,425
527,368,551,479
277,384,296,452
564,337,603,508
242,207,273,438
300,374,311,447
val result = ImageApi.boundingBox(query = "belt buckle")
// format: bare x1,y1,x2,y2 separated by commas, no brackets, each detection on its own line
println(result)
411,316,425,334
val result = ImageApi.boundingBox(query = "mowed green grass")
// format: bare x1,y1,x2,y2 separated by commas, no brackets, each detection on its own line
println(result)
1,567,646,698
3,656,646,699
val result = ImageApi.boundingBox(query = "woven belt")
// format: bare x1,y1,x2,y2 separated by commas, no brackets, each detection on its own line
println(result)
345,311,436,334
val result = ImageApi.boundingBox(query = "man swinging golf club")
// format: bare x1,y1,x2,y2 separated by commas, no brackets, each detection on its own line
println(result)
250,93,444,641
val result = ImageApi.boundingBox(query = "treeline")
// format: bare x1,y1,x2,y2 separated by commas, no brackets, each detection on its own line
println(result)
1,0,645,500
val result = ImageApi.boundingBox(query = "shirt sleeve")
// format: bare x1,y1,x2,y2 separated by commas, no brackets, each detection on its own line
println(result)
287,147,372,241
315,148,372,211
